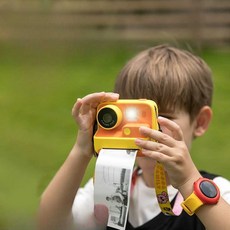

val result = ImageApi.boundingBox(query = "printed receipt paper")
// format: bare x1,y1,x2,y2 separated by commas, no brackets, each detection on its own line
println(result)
94,149,137,230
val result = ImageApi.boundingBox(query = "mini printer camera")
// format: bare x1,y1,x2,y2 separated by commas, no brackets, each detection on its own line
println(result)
93,99,159,156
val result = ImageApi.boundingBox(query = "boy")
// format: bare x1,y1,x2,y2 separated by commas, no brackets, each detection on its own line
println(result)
38,45,230,230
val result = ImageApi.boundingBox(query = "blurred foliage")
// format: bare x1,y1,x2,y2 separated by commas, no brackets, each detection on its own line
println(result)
0,41,229,229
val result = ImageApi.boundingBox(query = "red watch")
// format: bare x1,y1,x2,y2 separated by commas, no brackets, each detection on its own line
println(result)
181,177,220,215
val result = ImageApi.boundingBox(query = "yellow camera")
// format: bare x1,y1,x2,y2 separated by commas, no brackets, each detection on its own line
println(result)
93,99,159,156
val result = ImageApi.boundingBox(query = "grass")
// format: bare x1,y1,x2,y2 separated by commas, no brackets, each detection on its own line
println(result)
0,41,229,229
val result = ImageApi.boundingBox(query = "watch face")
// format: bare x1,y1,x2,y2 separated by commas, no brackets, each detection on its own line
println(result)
199,181,217,198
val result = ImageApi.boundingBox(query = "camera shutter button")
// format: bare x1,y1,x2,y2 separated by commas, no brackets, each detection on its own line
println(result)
123,127,131,136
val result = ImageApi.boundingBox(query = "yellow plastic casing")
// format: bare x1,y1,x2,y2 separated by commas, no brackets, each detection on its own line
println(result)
93,99,159,156
181,193,203,216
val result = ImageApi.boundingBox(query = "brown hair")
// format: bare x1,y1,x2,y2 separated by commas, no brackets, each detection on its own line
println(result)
114,44,213,121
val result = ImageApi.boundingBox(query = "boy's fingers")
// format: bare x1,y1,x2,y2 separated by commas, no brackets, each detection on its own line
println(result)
94,204,109,226
158,116,183,141
81,92,119,106
72,98,82,117
80,92,119,115
139,126,174,147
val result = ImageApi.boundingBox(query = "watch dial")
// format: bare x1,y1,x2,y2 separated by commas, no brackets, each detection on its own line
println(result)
200,181,217,198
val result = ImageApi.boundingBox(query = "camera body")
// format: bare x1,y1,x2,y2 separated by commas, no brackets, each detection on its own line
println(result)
93,99,159,156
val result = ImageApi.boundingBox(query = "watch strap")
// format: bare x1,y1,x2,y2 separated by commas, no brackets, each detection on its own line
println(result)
181,192,203,215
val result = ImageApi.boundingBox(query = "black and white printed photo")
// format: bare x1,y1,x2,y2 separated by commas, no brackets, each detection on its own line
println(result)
94,149,137,230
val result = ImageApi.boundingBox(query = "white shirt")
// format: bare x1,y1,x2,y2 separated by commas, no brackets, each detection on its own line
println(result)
72,175,230,228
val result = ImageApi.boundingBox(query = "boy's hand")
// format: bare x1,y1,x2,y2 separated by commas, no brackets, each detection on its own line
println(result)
72,92,119,157
94,204,109,228
135,116,200,190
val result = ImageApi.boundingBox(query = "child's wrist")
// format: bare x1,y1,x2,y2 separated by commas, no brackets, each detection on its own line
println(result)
72,141,94,159
177,172,202,199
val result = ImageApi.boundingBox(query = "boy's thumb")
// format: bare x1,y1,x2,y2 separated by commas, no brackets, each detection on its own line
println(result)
94,204,109,226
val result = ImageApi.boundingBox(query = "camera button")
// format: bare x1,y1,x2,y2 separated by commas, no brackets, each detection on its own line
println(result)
123,127,131,136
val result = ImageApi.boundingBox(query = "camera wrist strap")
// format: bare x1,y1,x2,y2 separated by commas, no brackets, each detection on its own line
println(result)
154,161,178,216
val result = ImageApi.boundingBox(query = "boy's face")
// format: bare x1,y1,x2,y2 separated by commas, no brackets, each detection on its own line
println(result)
136,110,196,174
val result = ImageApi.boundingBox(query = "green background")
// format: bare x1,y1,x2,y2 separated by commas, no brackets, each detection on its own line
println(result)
0,41,229,229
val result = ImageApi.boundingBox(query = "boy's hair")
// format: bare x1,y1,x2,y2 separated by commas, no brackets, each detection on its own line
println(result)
114,44,213,121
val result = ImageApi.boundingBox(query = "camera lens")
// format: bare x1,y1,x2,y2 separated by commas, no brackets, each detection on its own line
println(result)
102,112,113,124
97,105,122,129
98,108,117,128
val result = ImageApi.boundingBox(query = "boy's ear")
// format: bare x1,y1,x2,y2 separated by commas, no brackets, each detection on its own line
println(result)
193,106,212,137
